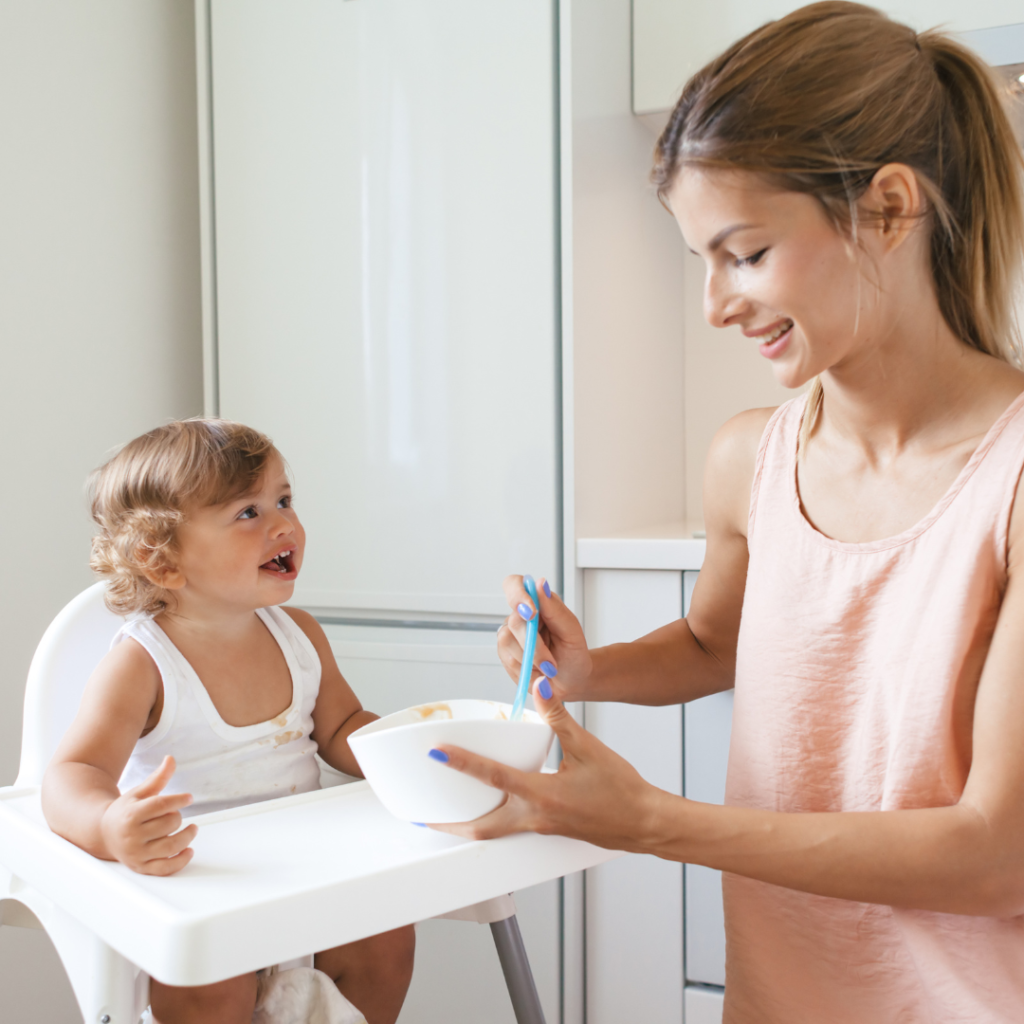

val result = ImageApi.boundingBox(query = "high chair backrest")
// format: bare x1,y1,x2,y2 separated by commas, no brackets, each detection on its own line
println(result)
17,582,125,788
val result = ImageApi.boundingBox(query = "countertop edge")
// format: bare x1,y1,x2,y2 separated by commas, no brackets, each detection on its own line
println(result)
576,536,706,571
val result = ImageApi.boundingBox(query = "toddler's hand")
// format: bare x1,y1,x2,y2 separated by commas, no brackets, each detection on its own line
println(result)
100,756,197,876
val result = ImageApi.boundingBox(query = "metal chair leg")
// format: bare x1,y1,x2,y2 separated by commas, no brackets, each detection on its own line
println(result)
490,914,546,1024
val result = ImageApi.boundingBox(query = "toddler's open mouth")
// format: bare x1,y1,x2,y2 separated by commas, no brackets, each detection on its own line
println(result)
260,548,297,578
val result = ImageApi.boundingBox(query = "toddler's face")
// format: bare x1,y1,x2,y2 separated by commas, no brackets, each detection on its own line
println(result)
167,453,306,613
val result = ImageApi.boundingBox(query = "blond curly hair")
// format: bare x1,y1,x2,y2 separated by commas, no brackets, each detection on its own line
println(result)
89,419,277,616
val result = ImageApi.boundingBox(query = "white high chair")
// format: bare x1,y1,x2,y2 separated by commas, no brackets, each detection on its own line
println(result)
0,584,616,1024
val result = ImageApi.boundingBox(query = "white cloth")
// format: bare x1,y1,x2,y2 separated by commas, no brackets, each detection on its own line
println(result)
254,967,367,1024
116,606,322,815
137,968,367,1024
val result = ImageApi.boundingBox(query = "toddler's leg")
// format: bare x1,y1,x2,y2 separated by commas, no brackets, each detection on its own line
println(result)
150,971,258,1024
315,924,416,1024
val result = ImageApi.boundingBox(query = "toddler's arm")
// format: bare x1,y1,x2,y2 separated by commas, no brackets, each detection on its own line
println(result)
41,639,197,875
284,608,377,777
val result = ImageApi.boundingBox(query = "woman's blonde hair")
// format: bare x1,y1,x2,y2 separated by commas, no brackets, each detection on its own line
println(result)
652,1,1024,442
89,419,277,617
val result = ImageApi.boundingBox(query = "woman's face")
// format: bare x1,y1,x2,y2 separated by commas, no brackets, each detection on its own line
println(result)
669,168,881,390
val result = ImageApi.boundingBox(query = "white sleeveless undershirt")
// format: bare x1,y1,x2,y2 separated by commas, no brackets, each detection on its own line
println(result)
116,606,322,817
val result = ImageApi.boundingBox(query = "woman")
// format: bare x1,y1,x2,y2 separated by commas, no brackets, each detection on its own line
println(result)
429,4,1024,1020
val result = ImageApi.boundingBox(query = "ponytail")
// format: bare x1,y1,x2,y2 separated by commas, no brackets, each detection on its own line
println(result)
917,31,1024,365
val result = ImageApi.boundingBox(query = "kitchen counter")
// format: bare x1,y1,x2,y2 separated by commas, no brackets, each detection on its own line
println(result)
576,521,706,571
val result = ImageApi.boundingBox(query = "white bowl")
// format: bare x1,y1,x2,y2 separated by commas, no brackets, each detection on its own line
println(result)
348,699,554,823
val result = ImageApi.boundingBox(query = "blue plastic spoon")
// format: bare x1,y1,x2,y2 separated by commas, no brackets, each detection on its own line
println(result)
510,575,540,722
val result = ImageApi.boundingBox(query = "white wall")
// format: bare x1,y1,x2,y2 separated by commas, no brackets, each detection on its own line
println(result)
569,0,689,541
0,2,203,1019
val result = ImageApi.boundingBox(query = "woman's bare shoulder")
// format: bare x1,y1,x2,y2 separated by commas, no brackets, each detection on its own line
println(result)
704,407,778,535
709,407,778,464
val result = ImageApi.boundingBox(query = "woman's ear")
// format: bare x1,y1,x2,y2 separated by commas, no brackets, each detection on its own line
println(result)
861,162,926,253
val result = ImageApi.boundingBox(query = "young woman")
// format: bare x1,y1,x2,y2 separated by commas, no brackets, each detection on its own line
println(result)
430,4,1024,1020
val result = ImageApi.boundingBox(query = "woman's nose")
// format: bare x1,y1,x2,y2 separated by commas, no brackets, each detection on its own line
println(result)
704,268,748,329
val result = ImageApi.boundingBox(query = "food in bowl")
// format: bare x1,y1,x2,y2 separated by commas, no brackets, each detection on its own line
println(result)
348,699,554,824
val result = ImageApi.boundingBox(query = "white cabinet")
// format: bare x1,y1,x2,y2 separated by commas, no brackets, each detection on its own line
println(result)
581,568,684,1024
682,572,731,991
207,0,559,618
632,0,1024,114
578,551,732,1024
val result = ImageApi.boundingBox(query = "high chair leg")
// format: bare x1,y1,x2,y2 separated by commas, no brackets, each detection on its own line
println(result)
1,870,148,1024
490,915,546,1024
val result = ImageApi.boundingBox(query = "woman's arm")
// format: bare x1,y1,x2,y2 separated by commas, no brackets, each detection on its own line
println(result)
288,608,377,777
434,468,1024,918
42,640,197,874
498,408,772,706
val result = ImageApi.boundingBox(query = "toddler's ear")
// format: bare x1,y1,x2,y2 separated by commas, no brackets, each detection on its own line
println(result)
141,561,186,591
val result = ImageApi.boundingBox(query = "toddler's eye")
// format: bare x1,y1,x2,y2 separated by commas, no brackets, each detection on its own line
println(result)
278,495,292,509
736,248,767,268
238,506,258,520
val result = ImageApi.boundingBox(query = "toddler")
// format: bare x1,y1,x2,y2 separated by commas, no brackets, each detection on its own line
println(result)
42,418,415,1024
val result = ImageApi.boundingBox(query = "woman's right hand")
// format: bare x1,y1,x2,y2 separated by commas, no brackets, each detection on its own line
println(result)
99,756,197,876
497,575,592,701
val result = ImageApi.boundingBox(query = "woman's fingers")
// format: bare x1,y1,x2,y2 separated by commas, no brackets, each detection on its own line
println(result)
497,615,558,685
426,749,541,839
532,684,584,747
434,744,532,797
431,683,659,850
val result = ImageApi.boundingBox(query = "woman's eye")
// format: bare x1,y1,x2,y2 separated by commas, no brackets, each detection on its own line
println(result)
238,506,258,520
278,495,292,509
736,249,767,268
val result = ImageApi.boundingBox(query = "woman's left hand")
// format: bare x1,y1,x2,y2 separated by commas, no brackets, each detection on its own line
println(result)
428,687,667,851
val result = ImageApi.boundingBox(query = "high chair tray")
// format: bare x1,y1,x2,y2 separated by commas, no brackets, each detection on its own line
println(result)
0,781,618,986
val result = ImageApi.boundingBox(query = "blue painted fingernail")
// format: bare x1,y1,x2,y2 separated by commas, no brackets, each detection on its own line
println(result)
517,602,535,621
428,748,449,763
538,677,553,700
542,579,551,598
540,660,557,677
412,822,427,827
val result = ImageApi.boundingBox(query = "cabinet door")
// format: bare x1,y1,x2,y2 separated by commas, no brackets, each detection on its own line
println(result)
633,1,1024,114
582,569,684,1024
683,570,731,989
209,0,559,617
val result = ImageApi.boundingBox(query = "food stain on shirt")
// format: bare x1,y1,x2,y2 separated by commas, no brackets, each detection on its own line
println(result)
272,729,302,748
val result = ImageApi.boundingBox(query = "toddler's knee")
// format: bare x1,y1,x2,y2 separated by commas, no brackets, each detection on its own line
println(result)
382,923,417,983
150,972,257,1024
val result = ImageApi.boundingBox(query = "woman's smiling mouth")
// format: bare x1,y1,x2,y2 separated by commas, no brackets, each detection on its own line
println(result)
748,318,794,359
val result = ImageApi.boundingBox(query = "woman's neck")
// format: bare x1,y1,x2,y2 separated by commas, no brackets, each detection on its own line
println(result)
816,310,1021,462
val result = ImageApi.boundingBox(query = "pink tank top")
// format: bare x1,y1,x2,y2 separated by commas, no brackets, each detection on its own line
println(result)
725,392,1024,1023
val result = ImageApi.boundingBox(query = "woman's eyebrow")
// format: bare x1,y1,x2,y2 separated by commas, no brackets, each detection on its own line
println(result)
707,222,759,252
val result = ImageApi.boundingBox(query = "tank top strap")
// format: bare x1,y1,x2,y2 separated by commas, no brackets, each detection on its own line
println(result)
747,394,806,540
110,617,182,750
955,390,1024,567
257,606,322,698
